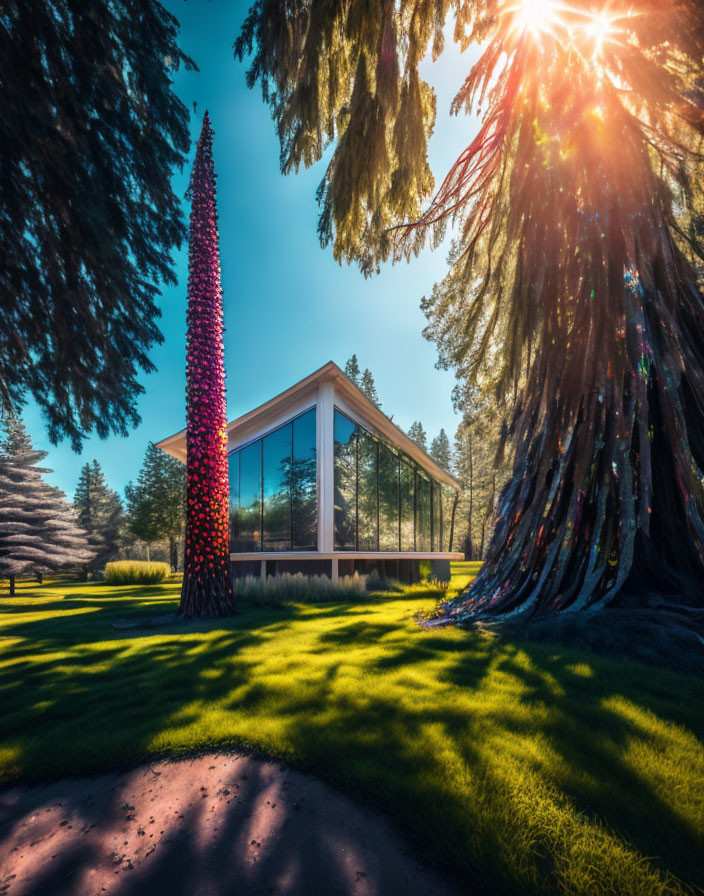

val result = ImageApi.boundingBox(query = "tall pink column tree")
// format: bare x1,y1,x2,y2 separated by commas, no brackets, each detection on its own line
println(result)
179,112,236,618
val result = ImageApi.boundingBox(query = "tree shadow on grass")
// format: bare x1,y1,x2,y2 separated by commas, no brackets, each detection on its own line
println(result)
0,587,703,895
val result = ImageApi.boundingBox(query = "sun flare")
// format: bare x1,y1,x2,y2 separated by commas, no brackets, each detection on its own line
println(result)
508,0,637,57
512,0,564,38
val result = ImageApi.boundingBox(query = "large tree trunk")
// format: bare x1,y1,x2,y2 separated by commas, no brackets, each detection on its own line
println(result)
146,542,151,563
466,428,474,560
36,571,42,585
445,229,704,621
178,113,236,619
9,575,15,597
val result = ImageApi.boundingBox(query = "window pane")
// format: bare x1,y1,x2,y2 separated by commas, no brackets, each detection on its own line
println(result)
379,443,399,551
432,481,442,552
400,461,415,551
237,441,262,551
292,409,317,550
228,451,240,552
443,486,457,551
357,430,378,551
416,473,431,551
334,411,357,550
263,423,292,551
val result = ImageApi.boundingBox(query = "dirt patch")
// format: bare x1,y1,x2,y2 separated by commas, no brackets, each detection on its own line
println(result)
0,752,465,896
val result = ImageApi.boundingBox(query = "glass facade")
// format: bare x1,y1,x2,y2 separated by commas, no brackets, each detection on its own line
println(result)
291,410,317,550
442,485,458,551
333,412,357,550
400,460,415,551
333,409,456,552
416,473,431,552
357,430,378,551
379,442,400,551
229,408,317,552
229,403,456,554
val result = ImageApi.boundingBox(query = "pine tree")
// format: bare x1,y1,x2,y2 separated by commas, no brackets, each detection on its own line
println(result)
406,422,427,453
344,355,361,386
74,460,124,572
237,0,704,619
0,416,92,594
1,2,193,449
430,429,452,471
125,443,186,570
180,114,236,617
360,369,381,408
453,412,506,560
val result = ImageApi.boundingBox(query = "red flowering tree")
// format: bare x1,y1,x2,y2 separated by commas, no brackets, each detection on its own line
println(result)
179,112,236,618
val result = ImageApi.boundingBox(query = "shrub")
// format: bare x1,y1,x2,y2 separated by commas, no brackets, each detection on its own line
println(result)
418,559,433,582
104,561,171,586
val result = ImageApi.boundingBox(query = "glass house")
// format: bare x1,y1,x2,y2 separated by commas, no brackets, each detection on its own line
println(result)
157,362,462,582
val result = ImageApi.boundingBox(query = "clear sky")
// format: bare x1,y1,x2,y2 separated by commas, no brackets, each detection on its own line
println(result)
23,1,481,499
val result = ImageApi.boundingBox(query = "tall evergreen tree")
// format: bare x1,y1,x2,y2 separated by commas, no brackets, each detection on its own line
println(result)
360,369,381,408
236,0,704,619
125,443,186,570
180,114,235,617
430,429,452,471
0,417,92,594
344,355,361,386
74,460,124,571
1,2,193,449
406,422,428,453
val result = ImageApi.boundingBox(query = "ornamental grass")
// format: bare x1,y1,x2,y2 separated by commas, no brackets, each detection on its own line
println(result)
104,561,171,586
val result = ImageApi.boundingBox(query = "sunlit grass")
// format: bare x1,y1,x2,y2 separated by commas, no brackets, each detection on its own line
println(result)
0,569,702,895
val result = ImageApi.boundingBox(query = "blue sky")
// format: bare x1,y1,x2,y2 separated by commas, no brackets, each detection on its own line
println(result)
24,1,481,498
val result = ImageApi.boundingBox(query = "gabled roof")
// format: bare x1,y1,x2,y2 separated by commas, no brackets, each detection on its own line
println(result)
156,361,460,489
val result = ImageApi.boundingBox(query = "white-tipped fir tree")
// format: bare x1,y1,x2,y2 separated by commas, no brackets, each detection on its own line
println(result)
0,417,93,594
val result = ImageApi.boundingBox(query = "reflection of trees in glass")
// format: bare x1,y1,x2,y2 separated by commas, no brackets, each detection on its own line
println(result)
379,443,399,550
334,408,454,553
442,485,458,553
228,452,240,550
358,430,378,551
416,474,431,551
236,441,262,552
230,409,318,552
432,484,442,552
263,424,292,551
400,462,415,551
291,409,317,550
289,455,317,550
334,412,357,550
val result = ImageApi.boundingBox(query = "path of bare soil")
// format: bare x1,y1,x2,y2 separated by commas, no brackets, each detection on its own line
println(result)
0,752,465,896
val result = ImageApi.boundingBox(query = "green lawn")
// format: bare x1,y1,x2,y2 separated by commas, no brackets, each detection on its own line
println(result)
1,569,702,895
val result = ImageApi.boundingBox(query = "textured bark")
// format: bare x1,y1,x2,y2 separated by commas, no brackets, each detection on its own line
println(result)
179,113,236,619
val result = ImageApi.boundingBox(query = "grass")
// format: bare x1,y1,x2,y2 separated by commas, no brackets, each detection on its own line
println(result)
0,568,702,895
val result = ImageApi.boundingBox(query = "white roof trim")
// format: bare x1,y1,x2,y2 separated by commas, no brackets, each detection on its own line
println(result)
156,360,460,489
